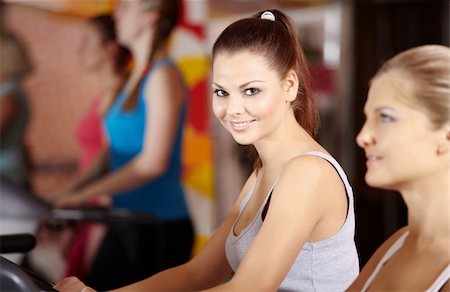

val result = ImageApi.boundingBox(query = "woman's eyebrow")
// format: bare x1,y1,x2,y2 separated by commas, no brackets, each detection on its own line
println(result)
239,80,264,89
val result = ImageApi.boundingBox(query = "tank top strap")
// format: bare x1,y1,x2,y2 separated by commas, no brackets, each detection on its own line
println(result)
150,58,175,73
241,151,349,213
362,231,409,291
139,58,176,97
261,175,280,207
239,182,256,213
362,230,449,291
303,151,354,204
426,264,450,292
113,58,176,108
238,174,280,214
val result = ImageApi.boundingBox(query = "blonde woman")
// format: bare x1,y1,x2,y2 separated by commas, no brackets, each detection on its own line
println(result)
349,45,450,291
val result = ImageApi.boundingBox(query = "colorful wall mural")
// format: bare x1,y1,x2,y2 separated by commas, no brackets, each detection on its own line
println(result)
172,0,216,254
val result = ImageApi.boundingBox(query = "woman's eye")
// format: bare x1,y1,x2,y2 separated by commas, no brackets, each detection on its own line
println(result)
244,88,259,96
213,89,228,97
379,113,394,123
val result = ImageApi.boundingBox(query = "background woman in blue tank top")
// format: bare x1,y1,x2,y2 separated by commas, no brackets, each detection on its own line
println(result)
50,0,193,290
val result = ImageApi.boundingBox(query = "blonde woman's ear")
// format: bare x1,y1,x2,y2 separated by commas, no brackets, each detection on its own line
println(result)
436,143,448,155
436,124,450,155
445,123,450,142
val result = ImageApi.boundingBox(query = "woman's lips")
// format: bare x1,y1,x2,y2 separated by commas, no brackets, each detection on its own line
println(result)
229,120,254,132
366,155,382,166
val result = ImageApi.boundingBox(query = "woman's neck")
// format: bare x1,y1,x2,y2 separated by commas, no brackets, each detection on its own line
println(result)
96,60,125,116
256,112,320,171
122,44,168,98
98,60,123,97
129,29,153,70
401,168,450,242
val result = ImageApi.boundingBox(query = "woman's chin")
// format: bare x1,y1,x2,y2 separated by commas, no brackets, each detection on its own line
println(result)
365,174,397,191
227,132,253,146
365,173,383,188
232,137,253,146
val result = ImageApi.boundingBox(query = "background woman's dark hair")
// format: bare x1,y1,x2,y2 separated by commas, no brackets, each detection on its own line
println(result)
122,0,180,110
89,14,131,76
212,9,319,169
145,0,180,66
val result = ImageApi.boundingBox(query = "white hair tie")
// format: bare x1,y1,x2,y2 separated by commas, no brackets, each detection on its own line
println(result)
261,11,275,21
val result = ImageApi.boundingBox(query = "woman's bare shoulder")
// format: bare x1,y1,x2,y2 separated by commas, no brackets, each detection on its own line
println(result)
279,153,346,202
347,226,409,291
143,61,184,102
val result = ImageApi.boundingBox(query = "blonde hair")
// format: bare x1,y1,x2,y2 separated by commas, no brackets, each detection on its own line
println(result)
374,45,450,128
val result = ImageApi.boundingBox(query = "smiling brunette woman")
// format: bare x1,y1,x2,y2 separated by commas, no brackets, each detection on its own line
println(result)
55,9,359,292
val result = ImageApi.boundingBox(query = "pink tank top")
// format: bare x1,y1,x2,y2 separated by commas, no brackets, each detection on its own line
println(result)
75,100,105,169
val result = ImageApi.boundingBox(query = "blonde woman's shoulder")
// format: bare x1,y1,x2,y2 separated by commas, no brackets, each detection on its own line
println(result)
347,226,409,291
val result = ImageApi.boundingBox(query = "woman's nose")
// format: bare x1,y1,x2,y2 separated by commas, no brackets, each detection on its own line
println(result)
356,122,375,148
226,95,245,116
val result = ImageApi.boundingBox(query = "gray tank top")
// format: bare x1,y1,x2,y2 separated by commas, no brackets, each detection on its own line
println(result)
225,151,359,291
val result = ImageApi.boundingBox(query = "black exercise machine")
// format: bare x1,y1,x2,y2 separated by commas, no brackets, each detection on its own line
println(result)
0,178,157,291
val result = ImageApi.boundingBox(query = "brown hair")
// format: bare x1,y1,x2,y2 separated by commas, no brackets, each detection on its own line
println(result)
212,9,319,169
374,45,450,128
88,14,131,116
123,0,180,110
0,0,32,81
89,14,131,76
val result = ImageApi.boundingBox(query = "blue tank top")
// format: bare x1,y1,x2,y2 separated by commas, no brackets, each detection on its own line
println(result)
104,59,189,221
